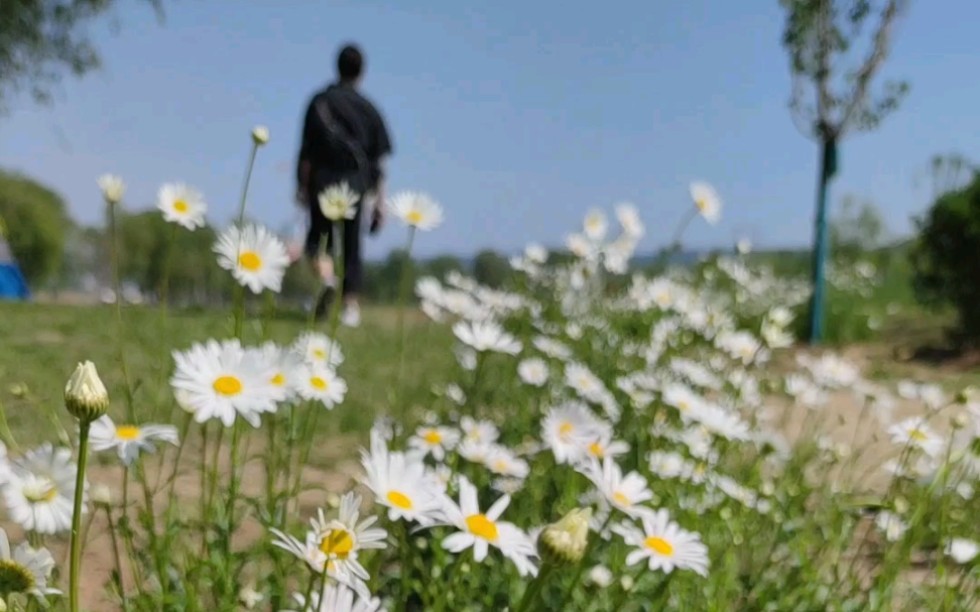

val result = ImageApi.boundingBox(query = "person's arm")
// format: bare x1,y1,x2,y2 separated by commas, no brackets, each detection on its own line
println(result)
370,158,387,234
369,108,393,233
296,100,316,205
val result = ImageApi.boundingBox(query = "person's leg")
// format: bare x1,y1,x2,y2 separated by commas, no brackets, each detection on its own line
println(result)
306,204,338,320
340,201,364,326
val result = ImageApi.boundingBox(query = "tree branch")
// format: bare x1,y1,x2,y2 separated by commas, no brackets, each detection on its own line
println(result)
838,0,904,135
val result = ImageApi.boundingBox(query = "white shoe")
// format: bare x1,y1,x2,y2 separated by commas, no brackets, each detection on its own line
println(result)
340,305,361,328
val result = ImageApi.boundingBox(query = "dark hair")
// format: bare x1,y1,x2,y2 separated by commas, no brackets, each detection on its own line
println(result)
337,44,364,81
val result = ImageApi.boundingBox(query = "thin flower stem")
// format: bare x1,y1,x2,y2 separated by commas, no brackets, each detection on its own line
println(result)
107,203,136,423
515,560,555,612
103,505,131,611
158,222,178,320
558,513,612,608
301,569,318,609
0,400,19,453
69,419,91,612
395,226,417,392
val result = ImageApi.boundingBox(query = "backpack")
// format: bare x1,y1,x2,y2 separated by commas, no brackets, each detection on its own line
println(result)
313,96,370,194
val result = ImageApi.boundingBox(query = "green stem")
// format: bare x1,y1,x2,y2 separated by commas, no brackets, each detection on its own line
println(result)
69,420,91,612
159,222,178,319
395,227,417,392
237,144,259,228
558,513,611,608
104,506,130,611
515,561,555,612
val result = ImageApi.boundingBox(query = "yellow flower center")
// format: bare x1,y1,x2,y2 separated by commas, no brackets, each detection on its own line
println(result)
677,400,689,412
612,491,631,507
310,376,328,391
115,425,141,441
644,536,674,556
558,422,574,438
406,210,423,225
0,558,36,594
909,428,928,442
423,430,442,445
386,490,413,510
319,528,354,559
238,251,262,271
213,375,243,396
465,513,498,541
271,373,285,386
312,348,327,360
695,198,707,212
173,199,189,213
492,459,509,473
23,479,58,503
588,442,604,457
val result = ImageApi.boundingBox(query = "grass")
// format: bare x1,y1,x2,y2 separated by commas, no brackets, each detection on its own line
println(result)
0,301,455,448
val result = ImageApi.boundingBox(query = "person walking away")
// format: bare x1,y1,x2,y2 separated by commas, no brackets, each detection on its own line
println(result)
296,43,393,327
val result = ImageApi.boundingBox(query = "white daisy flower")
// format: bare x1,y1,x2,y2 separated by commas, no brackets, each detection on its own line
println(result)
945,538,979,564
565,363,607,404
438,476,538,577
583,431,630,461
97,174,125,205
517,358,549,387
157,182,207,230
3,444,80,534
271,493,386,592
295,364,347,409
287,583,382,612
689,181,721,224
388,191,443,230
293,331,345,368
360,429,444,525
260,342,304,401
318,182,359,221
460,417,499,445
615,508,709,576
615,202,645,239
214,223,290,294
875,511,907,542
89,415,179,466
582,457,655,520
444,383,466,406
525,243,548,264
483,446,530,479
455,346,478,371
587,564,614,588
453,320,522,355
686,404,751,441
662,382,704,415
532,336,573,360
541,403,605,465
887,417,945,458
0,527,59,600
171,339,281,428
582,209,608,241
408,426,460,461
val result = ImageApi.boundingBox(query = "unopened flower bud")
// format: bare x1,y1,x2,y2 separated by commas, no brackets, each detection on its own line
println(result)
587,565,613,587
92,484,113,506
539,508,592,564
65,361,109,422
97,174,125,206
251,125,270,146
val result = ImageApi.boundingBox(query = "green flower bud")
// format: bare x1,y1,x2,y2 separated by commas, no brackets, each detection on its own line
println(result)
64,361,109,423
539,508,592,564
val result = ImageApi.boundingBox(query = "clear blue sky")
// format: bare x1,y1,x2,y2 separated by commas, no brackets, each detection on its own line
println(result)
1,1,978,259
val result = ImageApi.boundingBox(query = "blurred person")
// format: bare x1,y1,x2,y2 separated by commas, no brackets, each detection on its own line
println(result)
296,43,393,327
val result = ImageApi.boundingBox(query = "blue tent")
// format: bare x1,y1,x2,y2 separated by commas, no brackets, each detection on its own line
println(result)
0,236,29,300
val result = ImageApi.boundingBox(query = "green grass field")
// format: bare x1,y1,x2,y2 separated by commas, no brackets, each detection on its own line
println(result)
0,302,456,448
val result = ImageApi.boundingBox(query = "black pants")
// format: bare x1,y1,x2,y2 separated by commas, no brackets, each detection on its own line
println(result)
304,196,364,296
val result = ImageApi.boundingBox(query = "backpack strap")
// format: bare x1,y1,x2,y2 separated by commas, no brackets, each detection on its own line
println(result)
313,96,369,181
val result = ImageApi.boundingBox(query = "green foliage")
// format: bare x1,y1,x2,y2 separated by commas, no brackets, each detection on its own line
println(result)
115,210,230,303
779,0,908,139
472,249,510,288
0,0,163,110
0,169,71,286
911,173,980,343
831,195,885,261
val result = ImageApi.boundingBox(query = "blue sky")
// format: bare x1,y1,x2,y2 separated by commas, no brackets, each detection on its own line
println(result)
1,0,978,259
